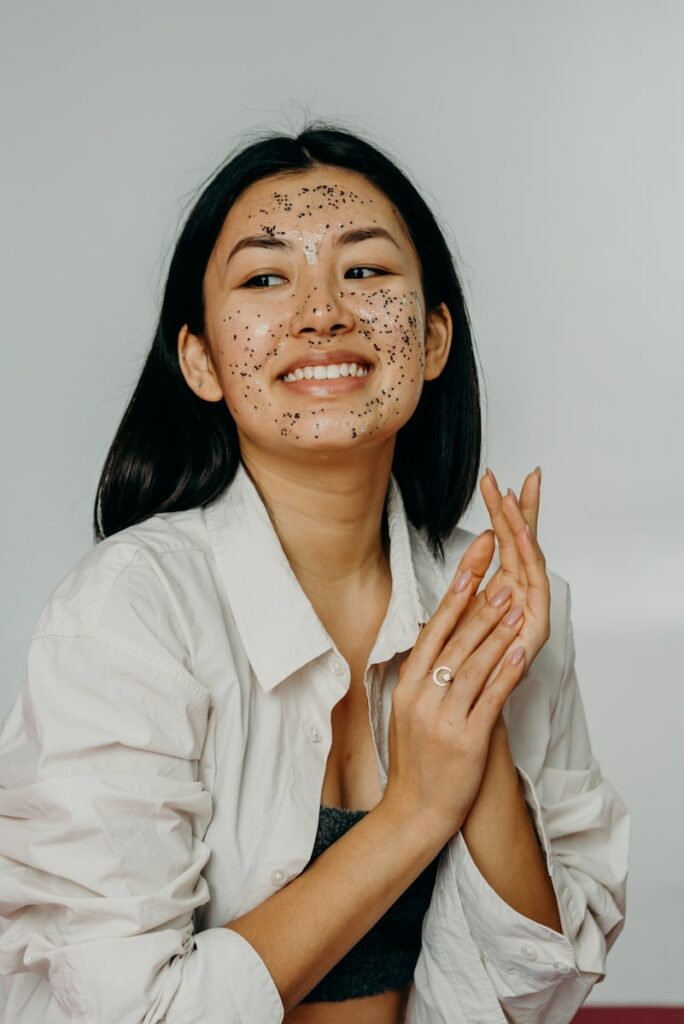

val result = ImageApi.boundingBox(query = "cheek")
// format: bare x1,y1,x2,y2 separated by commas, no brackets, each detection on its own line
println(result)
213,303,289,398
354,287,426,369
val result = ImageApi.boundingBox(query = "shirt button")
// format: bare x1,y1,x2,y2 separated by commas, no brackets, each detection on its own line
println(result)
330,658,346,675
270,868,287,886
553,960,572,974
521,943,538,961
309,725,323,742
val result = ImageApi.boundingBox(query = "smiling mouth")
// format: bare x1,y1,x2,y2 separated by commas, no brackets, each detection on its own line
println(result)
278,361,373,383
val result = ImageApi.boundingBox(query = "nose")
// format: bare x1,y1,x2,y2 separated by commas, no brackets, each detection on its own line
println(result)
290,277,355,338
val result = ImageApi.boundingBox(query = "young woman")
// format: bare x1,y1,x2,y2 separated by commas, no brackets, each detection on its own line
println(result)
0,124,629,1024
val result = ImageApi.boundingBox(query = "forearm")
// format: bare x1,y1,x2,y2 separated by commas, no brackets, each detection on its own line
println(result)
461,717,563,933
225,799,448,1012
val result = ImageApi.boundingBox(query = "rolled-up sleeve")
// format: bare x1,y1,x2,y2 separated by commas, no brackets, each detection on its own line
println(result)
0,630,284,1024
448,580,630,1024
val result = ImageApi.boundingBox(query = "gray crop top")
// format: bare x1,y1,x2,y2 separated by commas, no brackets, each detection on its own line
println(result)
300,803,444,1003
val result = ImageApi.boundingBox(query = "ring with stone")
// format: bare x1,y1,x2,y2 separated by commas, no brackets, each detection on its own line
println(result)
432,665,454,687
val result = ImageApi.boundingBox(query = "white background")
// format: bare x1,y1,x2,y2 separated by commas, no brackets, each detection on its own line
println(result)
1,0,682,1008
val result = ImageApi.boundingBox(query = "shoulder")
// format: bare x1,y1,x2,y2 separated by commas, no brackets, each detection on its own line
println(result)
33,507,213,665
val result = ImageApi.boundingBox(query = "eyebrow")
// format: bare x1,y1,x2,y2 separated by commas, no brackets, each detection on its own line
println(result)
225,226,400,265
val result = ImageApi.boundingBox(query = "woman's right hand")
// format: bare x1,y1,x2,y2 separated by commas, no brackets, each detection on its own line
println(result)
381,545,528,844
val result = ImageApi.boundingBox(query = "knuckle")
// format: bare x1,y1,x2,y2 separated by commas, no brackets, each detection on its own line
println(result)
412,627,429,652
391,682,409,710
460,659,481,685
413,695,434,727
481,685,504,711
440,638,464,665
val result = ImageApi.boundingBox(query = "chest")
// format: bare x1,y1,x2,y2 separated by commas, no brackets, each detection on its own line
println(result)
319,657,386,811
315,585,393,813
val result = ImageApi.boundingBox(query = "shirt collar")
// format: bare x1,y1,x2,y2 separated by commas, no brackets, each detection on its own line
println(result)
205,460,431,694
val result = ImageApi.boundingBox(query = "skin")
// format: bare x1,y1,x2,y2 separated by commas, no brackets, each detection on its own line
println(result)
177,166,560,1020
178,164,451,621
409,469,559,934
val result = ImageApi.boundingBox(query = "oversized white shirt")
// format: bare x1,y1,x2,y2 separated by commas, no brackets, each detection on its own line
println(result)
0,460,630,1024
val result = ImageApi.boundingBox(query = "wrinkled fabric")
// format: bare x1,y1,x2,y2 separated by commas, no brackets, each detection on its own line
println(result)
0,460,630,1023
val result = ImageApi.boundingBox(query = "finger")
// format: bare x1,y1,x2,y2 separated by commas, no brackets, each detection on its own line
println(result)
517,467,541,537
452,529,496,597
440,601,525,716
401,562,481,689
432,585,516,685
480,471,523,584
513,521,550,624
500,500,548,582
411,529,495,655
468,643,528,733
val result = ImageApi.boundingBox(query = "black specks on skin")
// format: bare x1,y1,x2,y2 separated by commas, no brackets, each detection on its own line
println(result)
209,179,428,443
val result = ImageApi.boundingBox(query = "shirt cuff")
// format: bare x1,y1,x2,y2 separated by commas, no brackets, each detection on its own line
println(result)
449,768,580,994
169,926,284,1024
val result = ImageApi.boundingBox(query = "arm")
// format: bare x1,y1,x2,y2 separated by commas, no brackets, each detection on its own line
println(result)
446,578,630,1024
460,715,563,933
0,632,279,1024
227,799,447,1012
0,620,449,1022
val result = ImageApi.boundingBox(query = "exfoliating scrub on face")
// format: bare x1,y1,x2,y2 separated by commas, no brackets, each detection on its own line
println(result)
199,169,431,453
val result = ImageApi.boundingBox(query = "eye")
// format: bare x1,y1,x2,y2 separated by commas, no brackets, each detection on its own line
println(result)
242,273,286,288
345,266,388,280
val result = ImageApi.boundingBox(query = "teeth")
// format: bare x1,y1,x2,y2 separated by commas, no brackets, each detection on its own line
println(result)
282,362,370,383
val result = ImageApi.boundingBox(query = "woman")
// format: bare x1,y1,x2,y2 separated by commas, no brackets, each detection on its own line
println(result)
0,124,629,1024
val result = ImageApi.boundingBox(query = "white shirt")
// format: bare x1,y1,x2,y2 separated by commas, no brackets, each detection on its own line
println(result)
0,460,630,1024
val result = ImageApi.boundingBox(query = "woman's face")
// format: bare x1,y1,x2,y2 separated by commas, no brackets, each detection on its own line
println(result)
178,165,451,458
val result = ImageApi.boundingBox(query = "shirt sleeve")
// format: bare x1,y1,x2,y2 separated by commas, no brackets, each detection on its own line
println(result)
446,578,631,1024
0,627,284,1024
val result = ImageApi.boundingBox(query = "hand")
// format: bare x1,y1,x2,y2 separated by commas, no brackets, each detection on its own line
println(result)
382,537,528,842
454,467,551,681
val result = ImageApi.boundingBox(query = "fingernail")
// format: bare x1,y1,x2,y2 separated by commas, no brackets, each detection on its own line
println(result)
451,569,471,593
534,466,542,485
485,466,499,488
503,604,524,626
489,585,512,607
506,488,519,505
509,645,526,666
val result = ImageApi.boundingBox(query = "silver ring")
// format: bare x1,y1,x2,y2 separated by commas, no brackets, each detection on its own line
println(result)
432,665,453,687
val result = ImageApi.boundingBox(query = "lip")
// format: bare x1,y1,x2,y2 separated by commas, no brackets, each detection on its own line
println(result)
277,350,373,379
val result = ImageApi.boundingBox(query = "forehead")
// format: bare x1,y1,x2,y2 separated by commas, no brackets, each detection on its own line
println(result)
220,166,406,239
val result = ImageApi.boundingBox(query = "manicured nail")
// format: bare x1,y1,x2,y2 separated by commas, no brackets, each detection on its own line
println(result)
489,586,512,607
452,569,471,593
509,645,526,666
503,604,524,626
534,466,542,485
485,466,499,489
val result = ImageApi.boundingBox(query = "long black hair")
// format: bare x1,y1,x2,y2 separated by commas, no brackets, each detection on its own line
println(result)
94,121,483,562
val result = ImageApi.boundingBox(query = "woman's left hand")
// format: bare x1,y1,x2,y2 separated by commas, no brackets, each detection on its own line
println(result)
456,467,551,686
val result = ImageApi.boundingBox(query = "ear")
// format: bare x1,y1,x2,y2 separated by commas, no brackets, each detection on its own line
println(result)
423,302,452,382
177,324,224,402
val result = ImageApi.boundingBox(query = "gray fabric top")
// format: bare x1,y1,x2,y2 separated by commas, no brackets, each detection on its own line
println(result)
299,803,443,1003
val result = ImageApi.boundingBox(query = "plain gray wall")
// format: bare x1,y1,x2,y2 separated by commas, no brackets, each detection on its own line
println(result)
1,0,682,1008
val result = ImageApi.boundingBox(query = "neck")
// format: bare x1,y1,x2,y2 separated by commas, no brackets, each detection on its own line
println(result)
239,440,395,606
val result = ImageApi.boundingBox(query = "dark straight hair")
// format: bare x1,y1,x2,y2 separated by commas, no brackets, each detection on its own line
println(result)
94,121,483,562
